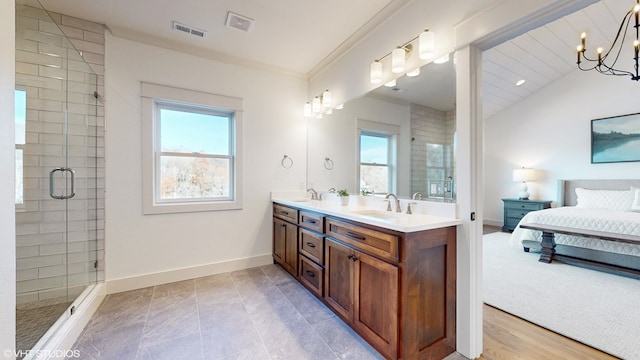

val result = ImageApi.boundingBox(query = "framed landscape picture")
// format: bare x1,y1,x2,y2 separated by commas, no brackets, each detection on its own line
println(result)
591,113,640,164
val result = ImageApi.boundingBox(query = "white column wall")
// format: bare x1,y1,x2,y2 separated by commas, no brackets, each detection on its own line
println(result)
1,0,17,359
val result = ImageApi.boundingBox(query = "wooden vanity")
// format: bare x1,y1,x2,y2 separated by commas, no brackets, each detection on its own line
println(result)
272,200,457,360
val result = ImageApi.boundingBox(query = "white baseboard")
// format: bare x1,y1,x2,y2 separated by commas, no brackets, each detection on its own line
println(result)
483,219,502,227
106,253,273,294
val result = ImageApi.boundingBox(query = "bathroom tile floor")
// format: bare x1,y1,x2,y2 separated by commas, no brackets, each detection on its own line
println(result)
69,264,466,360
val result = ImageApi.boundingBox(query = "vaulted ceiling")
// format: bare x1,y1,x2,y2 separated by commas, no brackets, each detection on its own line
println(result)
38,0,634,119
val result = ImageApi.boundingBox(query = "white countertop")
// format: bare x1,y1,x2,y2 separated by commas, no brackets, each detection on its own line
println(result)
272,196,461,233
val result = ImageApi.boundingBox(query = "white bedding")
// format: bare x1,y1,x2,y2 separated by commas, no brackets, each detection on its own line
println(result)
510,207,640,256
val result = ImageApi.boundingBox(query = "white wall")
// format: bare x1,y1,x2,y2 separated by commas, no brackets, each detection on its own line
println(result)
0,0,16,358
104,34,308,290
484,69,640,225
307,96,411,195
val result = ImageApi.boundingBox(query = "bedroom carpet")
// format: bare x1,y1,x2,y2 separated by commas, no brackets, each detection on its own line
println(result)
483,232,640,360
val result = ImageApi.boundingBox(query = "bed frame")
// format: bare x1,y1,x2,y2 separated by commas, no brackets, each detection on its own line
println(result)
525,179,640,278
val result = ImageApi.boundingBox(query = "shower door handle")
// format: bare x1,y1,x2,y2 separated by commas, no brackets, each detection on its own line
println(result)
49,167,76,200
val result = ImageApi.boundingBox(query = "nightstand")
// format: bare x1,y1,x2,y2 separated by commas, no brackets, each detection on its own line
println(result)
502,198,552,232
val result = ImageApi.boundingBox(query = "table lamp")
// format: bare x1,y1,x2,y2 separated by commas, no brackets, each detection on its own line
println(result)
513,167,535,200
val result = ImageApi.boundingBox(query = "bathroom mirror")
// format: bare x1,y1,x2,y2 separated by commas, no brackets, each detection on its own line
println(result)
307,55,456,201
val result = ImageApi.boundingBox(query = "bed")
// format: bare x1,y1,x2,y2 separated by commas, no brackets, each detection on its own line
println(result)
510,179,640,276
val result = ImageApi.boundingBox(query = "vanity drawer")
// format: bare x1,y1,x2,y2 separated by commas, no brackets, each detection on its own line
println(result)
274,204,298,223
299,255,323,298
505,202,544,211
299,211,324,233
299,228,324,265
506,208,536,219
325,218,399,264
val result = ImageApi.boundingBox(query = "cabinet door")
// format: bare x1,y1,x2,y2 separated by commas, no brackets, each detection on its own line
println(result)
273,217,286,264
353,250,398,359
274,217,298,276
324,238,353,321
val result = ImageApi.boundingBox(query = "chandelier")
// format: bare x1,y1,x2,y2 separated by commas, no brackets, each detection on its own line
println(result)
576,0,640,81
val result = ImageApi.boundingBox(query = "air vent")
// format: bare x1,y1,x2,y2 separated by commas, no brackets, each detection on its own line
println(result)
172,21,207,38
225,11,254,32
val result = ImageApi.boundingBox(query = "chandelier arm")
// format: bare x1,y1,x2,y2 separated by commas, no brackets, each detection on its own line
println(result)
601,12,633,73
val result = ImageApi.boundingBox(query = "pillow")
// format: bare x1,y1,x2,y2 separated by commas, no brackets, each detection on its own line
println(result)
631,186,640,212
574,188,632,211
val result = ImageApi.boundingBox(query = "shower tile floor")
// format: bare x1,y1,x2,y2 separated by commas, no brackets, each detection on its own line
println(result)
69,264,466,360
16,301,72,358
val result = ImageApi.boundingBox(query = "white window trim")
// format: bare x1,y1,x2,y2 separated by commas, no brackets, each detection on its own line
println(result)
357,119,399,194
142,82,243,214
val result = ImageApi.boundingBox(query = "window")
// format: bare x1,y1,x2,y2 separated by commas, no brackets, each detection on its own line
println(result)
359,132,393,194
15,89,26,207
142,83,243,214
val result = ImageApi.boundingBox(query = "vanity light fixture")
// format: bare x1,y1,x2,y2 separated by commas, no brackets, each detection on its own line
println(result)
369,29,435,84
303,89,333,117
576,0,640,81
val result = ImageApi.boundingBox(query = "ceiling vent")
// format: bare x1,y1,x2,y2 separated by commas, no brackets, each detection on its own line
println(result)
172,21,207,38
225,11,254,32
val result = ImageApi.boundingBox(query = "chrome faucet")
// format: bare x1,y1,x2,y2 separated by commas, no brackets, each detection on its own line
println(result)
412,192,424,200
384,193,401,213
307,188,319,200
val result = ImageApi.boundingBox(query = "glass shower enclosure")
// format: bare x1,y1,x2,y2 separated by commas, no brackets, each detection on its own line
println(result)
15,0,104,356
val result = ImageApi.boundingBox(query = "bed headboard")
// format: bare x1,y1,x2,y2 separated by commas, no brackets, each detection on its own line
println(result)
558,179,640,206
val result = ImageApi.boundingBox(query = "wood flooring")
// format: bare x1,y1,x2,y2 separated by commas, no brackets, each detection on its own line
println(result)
482,304,619,359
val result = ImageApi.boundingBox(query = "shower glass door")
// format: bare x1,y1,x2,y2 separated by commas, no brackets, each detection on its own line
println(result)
15,0,100,355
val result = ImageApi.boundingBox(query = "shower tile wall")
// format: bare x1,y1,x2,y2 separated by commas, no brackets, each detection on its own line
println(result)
15,5,105,305
410,103,456,196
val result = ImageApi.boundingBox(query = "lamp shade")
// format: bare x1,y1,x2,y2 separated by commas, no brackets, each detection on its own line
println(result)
370,61,382,84
322,89,332,108
391,48,405,73
513,168,536,182
419,30,435,60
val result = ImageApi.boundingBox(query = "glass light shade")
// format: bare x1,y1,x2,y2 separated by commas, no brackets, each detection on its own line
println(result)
384,79,396,87
406,68,420,77
303,102,312,117
419,30,435,60
322,90,332,108
311,97,321,113
370,61,382,84
391,48,405,73
334,103,344,110
512,168,536,182
433,54,450,64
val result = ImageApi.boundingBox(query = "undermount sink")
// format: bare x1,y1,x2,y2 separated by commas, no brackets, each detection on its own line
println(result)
349,209,405,221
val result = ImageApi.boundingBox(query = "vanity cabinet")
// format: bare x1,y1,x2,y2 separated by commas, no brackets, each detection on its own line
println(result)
325,238,398,358
273,204,299,277
272,202,457,360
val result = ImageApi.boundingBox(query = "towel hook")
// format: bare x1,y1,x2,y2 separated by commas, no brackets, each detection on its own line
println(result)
281,155,293,169
324,157,334,170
